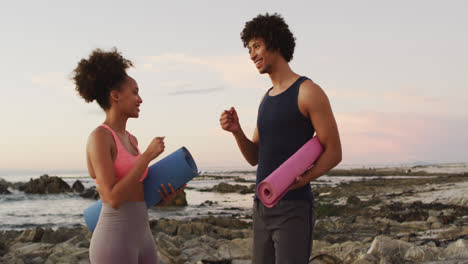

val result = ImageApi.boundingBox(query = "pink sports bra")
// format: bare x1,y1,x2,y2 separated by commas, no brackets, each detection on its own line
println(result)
95,124,148,184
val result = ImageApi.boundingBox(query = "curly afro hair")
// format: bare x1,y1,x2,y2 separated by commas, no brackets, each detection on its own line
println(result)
72,48,133,110
241,13,296,62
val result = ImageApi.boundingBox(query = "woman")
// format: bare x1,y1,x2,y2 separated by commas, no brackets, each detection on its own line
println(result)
72,48,179,263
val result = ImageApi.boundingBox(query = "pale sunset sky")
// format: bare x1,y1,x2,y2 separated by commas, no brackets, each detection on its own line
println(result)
0,1,467,171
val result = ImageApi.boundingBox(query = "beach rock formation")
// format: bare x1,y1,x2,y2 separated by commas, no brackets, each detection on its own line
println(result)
79,187,99,200
167,190,188,206
202,182,255,194
1,173,467,264
19,175,71,194
71,180,85,193
0,178,11,194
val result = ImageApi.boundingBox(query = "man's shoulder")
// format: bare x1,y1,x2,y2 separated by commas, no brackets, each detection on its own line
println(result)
299,78,326,100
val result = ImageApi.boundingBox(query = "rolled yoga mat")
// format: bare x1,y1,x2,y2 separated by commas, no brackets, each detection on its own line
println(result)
84,147,198,232
257,136,323,208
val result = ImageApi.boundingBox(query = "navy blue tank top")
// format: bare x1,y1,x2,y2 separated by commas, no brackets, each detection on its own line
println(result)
256,76,315,201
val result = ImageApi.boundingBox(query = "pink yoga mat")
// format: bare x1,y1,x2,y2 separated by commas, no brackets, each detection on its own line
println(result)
257,136,323,208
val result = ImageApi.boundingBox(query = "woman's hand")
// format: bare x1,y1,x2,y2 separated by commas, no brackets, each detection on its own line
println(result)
144,137,165,160
156,183,187,206
96,185,106,201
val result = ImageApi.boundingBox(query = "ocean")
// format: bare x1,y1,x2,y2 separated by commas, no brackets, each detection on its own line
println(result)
0,164,465,231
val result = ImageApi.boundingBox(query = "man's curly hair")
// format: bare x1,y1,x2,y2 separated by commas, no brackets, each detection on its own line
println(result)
72,48,133,110
241,13,296,62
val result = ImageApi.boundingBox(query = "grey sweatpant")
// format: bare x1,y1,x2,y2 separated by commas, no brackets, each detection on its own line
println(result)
89,201,158,264
253,199,316,264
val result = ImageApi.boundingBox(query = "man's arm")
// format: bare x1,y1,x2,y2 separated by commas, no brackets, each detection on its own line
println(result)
233,125,259,166
290,80,342,189
220,107,259,166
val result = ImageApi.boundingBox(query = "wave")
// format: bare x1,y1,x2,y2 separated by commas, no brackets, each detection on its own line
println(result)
0,222,56,230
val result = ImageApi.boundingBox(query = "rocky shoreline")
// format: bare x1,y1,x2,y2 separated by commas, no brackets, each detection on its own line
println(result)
1,174,467,263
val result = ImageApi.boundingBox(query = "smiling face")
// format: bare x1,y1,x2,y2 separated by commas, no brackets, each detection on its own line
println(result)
247,37,281,74
112,75,143,118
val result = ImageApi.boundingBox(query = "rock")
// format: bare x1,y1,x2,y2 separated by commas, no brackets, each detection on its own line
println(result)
204,182,255,194
0,178,11,194
374,217,400,226
403,245,442,262
0,241,7,257
436,226,468,241
449,196,468,207
30,256,45,264
191,222,212,236
312,240,331,251
6,242,54,261
168,218,251,241
202,260,232,264
177,223,193,237
150,219,179,235
0,230,22,244
200,200,218,206
179,244,218,264
233,177,254,183
315,241,368,263
213,228,251,241
444,239,468,259
16,227,44,243
167,189,188,206
231,261,249,264
44,255,80,264
442,208,455,216
182,237,221,263
155,233,182,264
354,216,371,224
156,232,181,257
79,187,99,199
0,257,26,264
427,216,440,223
72,180,85,193
454,215,468,226
44,236,90,264
184,235,217,249
199,217,251,230
20,175,71,194
309,253,343,264
41,226,85,244
428,210,441,217
400,221,431,231
217,238,252,260
354,253,379,264
431,222,443,229
239,185,256,194
346,195,361,206
367,235,412,263
315,218,337,231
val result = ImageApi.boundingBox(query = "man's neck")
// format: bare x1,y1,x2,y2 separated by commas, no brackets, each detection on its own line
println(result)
268,60,299,92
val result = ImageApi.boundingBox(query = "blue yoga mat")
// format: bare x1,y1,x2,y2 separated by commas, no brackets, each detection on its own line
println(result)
84,147,198,232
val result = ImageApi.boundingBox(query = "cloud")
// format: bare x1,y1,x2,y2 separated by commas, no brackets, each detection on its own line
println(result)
32,72,74,95
168,86,226,96
32,72,65,86
328,88,463,116
336,111,468,165
136,52,267,90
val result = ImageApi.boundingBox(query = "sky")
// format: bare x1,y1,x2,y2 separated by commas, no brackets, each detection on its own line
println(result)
0,0,467,171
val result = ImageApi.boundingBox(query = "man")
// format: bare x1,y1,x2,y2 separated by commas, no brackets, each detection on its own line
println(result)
219,13,342,264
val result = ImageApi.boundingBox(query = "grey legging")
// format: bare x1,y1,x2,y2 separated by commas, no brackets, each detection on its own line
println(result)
89,201,158,264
